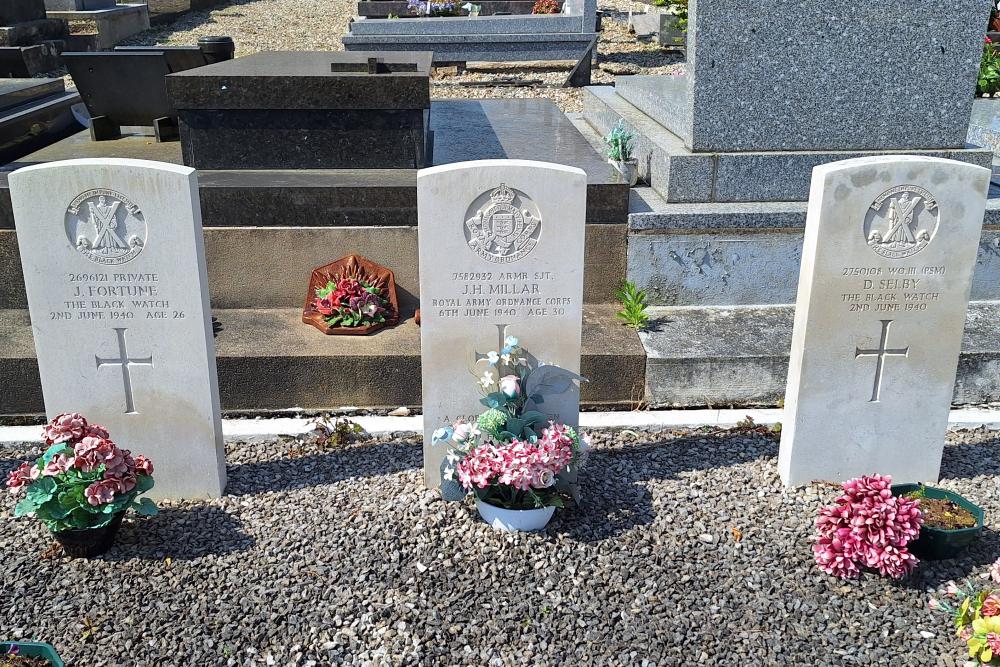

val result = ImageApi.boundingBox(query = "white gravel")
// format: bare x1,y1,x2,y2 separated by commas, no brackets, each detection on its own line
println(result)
1,427,998,665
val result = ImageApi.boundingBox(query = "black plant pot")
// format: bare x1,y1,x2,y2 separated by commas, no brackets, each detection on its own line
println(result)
52,512,125,558
198,36,236,64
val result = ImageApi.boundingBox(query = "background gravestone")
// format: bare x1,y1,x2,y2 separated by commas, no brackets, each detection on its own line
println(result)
10,158,226,500
778,156,990,486
417,159,587,487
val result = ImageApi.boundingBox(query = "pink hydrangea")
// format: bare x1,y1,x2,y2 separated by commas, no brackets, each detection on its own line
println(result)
134,455,153,476
42,453,75,477
83,479,118,506
455,422,575,492
5,462,39,495
73,436,127,474
813,474,922,580
43,412,88,444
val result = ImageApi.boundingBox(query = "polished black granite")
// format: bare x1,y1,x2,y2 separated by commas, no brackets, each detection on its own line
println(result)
0,99,627,226
0,0,46,25
166,51,433,110
0,78,63,113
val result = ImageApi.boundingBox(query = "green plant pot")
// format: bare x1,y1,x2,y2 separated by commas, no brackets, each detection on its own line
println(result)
892,484,985,560
0,641,64,666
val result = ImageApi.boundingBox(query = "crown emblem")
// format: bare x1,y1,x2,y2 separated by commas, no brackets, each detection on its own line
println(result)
490,183,516,205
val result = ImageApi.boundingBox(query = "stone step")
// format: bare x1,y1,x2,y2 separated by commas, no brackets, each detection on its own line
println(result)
638,302,1000,408
0,304,646,416
581,84,993,203
625,188,1000,307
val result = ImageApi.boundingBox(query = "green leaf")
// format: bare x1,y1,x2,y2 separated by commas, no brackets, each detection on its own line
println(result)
135,497,159,516
134,474,154,495
42,443,71,466
25,476,57,504
14,496,39,516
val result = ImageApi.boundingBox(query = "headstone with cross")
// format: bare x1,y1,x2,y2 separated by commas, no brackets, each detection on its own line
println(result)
417,160,587,488
10,158,226,499
778,156,990,487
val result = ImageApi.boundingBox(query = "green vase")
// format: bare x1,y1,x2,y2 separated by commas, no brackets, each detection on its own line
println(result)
0,641,64,666
892,484,984,560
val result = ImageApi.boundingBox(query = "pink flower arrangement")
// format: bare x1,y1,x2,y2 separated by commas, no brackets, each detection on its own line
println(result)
6,412,157,532
455,422,575,492
931,567,1000,664
813,474,922,580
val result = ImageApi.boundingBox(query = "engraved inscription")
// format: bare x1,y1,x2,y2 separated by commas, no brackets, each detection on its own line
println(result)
65,188,147,266
95,327,153,414
854,319,909,403
464,183,541,264
864,185,938,260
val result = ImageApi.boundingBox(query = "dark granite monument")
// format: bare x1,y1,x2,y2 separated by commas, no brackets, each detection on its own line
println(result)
64,39,234,142
43,0,116,10
166,51,434,169
0,0,67,76
0,78,80,163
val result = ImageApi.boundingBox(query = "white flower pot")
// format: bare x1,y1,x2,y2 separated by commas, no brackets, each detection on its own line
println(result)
475,497,555,532
609,159,639,186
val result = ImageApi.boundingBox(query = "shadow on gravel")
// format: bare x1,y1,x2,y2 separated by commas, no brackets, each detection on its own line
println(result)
939,435,1000,480
897,527,1000,590
557,430,778,542
225,441,421,497
103,506,255,561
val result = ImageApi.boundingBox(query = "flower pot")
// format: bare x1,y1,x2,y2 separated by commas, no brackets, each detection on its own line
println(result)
892,484,984,560
609,159,639,186
0,642,64,666
52,512,125,558
301,255,401,335
474,497,555,532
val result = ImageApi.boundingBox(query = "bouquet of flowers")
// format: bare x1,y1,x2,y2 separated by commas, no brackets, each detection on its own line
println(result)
6,413,157,532
311,273,392,329
931,565,1000,665
432,334,590,510
813,474,923,580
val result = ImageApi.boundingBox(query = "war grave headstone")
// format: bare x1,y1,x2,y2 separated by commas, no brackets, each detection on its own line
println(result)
10,158,226,499
418,159,587,487
778,156,990,486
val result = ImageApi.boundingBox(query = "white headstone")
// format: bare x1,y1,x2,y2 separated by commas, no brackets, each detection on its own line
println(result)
11,158,226,499
417,159,587,487
778,156,990,486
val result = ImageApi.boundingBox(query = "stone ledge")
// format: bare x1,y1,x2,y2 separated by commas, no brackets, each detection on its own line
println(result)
639,303,1000,408
0,305,646,415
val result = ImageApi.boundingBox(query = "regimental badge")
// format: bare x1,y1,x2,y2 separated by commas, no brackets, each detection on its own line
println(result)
464,183,542,264
64,188,146,266
863,185,939,260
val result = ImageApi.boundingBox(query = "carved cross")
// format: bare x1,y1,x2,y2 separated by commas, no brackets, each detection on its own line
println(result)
95,327,153,414
855,319,909,403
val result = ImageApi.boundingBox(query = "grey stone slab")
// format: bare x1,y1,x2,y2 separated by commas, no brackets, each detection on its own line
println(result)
44,0,115,9
0,87,79,165
0,78,63,112
57,4,149,51
0,0,47,25
584,85,995,202
167,51,433,111
968,98,1000,155
0,18,66,47
640,302,1000,408
349,14,583,35
634,0,990,153
0,43,63,77
0,304,644,415
342,32,598,63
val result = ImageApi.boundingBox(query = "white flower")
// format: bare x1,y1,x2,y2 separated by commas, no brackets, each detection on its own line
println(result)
501,353,512,364
479,370,494,388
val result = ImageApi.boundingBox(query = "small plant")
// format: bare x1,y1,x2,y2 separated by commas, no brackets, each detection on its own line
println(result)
532,0,559,13
309,416,368,449
615,280,649,329
930,565,1000,665
981,37,1000,97
903,484,977,530
387,11,399,17
667,0,688,31
813,474,922,580
604,120,635,163
5,413,157,532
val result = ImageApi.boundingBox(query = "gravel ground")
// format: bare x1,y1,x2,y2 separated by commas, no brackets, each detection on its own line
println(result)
1,426,999,666
120,0,683,112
